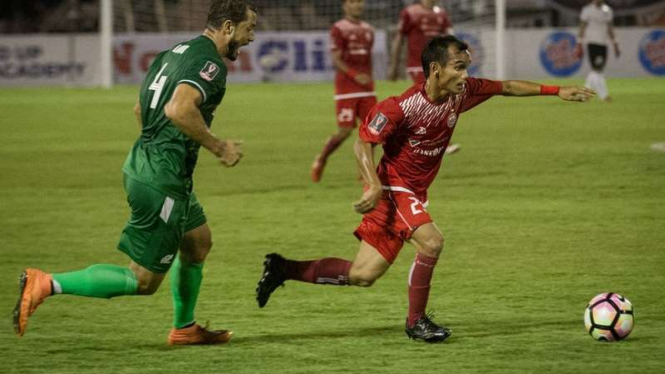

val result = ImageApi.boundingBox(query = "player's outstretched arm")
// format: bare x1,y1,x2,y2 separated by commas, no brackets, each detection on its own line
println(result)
165,84,243,167
501,80,595,102
353,138,382,214
557,86,596,102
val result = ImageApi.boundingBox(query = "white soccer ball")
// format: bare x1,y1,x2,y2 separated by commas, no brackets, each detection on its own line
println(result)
584,292,634,341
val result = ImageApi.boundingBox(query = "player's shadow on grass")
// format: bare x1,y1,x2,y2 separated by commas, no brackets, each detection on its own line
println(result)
226,319,585,345
459,318,579,339
230,325,401,345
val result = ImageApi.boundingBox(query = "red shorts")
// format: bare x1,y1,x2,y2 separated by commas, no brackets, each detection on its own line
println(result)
335,96,377,128
407,69,425,84
353,191,432,264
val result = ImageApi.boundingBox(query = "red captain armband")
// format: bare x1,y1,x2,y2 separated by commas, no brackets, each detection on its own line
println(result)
540,85,560,95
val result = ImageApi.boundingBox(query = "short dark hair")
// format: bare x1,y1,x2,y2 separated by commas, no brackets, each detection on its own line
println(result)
207,0,256,30
421,35,469,77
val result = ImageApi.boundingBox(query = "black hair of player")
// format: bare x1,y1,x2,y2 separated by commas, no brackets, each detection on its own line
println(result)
421,35,469,77
207,0,257,30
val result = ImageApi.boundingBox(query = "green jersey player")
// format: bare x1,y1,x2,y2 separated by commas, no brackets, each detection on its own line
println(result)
14,0,257,345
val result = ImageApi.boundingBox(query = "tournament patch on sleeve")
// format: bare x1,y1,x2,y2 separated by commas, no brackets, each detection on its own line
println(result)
199,61,220,82
368,112,389,135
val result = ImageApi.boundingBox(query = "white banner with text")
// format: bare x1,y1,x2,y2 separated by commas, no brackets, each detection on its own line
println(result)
0,28,662,87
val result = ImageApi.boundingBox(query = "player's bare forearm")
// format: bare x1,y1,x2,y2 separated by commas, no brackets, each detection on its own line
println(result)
608,24,616,42
165,84,243,167
608,25,620,57
332,51,370,85
133,101,142,129
354,139,380,186
332,51,350,75
353,139,382,214
501,80,543,96
164,84,240,166
501,80,594,102
389,36,402,66
578,22,587,40
165,97,219,152
388,35,404,80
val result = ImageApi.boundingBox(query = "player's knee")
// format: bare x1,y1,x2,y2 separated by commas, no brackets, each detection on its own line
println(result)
352,276,376,287
349,268,379,287
191,237,213,263
337,127,353,140
182,236,213,263
419,235,444,258
136,279,160,295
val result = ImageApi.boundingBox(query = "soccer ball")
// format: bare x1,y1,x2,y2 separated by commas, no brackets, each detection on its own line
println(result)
584,292,634,341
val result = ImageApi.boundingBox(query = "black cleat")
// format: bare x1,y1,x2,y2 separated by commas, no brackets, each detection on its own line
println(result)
256,253,288,308
405,313,452,343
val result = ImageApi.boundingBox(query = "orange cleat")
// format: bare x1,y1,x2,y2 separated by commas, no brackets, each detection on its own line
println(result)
13,269,53,337
168,323,233,345
310,155,326,183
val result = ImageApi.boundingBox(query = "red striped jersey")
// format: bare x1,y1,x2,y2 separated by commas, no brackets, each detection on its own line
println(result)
359,78,503,201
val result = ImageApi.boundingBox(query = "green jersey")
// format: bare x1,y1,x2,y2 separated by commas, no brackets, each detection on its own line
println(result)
123,35,227,199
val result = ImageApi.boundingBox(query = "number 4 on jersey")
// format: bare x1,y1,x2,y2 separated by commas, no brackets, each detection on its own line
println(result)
149,63,168,109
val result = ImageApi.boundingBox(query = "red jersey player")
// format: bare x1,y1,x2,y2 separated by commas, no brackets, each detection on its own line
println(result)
311,0,376,183
388,0,460,156
388,0,453,84
257,36,594,343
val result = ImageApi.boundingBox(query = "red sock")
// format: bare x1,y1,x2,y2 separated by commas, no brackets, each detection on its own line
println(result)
407,253,439,326
319,135,344,162
285,258,351,285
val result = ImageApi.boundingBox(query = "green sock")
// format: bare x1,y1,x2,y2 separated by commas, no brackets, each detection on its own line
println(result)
170,256,204,328
53,264,138,299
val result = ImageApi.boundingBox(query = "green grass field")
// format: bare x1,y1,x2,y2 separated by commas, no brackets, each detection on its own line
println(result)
1,78,664,373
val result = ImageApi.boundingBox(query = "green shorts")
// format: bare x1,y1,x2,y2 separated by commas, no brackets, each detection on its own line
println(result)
117,175,207,273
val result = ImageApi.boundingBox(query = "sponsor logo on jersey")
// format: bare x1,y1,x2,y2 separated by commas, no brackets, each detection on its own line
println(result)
415,126,427,135
638,30,665,76
409,139,421,147
200,61,220,81
160,254,175,264
414,146,446,157
447,113,457,128
539,31,582,77
368,113,388,135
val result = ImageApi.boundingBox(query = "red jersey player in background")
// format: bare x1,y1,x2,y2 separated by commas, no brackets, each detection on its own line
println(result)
388,0,460,155
257,35,593,343
388,0,453,84
311,0,376,183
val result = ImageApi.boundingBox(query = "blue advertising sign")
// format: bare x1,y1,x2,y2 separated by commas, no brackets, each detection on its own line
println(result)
540,31,582,77
638,29,665,75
